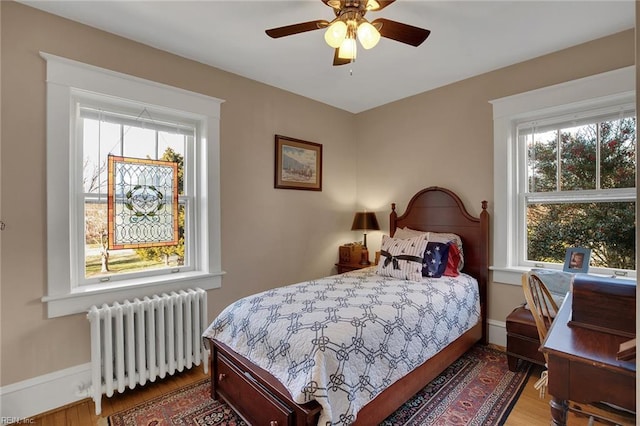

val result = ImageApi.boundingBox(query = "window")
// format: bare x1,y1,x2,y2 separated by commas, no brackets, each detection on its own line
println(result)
490,66,636,285
42,53,224,317
520,110,635,270
80,102,193,283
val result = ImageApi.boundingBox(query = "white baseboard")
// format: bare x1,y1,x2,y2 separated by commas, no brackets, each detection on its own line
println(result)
0,323,507,421
0,363,92,420
0,359,209,420
487,318,507,348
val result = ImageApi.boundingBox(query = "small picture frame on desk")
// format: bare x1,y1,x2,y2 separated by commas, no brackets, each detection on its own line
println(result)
563,247,591,273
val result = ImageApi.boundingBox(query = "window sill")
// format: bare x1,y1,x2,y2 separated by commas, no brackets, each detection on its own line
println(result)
491,265,635,287
42,270,225,318
490,266,530,286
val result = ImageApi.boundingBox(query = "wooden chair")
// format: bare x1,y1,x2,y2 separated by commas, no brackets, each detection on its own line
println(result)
521,271,558,398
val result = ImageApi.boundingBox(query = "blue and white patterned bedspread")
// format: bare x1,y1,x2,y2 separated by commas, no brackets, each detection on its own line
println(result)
203,267,480,425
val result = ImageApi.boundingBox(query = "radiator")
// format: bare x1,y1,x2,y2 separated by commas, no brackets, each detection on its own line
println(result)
86,288,209,415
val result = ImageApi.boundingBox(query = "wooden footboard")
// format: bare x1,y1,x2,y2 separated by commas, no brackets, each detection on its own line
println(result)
352,322,482,425
211,338,322,426
208,322,482,426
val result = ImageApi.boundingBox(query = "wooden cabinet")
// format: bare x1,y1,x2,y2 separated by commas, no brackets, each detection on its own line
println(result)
505,306,545,371
335,248,379,273
335,262,371,274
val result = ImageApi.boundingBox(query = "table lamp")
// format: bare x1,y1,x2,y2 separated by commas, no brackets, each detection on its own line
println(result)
351,211,380,265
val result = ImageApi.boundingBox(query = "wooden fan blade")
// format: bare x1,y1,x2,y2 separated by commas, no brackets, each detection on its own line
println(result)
266,20,329,38
371,18,430,47
333,49,351,66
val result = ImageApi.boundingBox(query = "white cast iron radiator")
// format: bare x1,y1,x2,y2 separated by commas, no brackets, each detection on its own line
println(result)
86,288,209,414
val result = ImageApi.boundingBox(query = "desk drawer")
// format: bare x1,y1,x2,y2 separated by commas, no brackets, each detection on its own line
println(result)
570,362,636,412
217,353,293,426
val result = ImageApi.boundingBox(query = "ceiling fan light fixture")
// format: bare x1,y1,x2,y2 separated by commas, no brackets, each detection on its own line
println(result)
338,37,357,60
324,20,347,48
365,0,381,10
356,21,380,49
266,0,431,66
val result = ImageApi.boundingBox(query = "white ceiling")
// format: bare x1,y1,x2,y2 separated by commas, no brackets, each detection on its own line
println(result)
21,0,635,113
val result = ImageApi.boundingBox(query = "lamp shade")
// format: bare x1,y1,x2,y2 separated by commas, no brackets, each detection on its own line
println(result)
351,212,380,232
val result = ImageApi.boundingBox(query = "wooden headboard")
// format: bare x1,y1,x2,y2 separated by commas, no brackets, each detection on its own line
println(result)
390,186,489,342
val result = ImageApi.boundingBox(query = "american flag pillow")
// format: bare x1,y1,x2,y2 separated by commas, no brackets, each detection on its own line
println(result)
422,242,450,278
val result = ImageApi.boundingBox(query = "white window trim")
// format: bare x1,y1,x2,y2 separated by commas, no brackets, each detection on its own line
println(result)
490,66,635,286
41,52,225,317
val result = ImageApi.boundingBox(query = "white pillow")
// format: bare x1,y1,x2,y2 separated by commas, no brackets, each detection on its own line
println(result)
376,234,429,281
392,226,427,240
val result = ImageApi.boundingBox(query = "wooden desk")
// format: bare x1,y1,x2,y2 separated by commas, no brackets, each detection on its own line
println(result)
541,296,636,425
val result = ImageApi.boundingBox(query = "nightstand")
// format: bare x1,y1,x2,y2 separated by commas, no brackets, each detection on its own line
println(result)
335,263,372,274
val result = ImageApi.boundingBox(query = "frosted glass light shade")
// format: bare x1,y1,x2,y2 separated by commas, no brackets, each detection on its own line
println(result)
338,37,357,60
324,21,347,48
357,21,381,49
366,0,380,10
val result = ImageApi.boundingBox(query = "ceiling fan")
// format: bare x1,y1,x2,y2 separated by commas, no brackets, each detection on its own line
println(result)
265,0,431,66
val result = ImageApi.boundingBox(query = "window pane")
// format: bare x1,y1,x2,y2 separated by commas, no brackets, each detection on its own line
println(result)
158,132,185,159
133,203,186,267
158,132,185,195
83,118,121,194
85,199,165,278
123,126,156,159
526,202,635,270
560,124,596,190
82,111,192,283
526,130,557,192
85,200,185,279
600,117,636,189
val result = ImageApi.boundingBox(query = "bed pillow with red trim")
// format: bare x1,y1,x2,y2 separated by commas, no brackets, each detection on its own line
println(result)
427,232,464,271
443,242,461,277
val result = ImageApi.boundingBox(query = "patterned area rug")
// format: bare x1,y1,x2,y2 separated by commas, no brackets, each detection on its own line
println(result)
108,345,530,426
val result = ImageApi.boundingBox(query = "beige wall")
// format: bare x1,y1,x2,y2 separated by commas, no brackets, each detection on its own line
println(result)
354,30,635,334
0,2,358,386
0,0,635,388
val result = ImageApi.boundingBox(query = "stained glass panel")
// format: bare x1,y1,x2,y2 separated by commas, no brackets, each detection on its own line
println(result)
108,156,178,250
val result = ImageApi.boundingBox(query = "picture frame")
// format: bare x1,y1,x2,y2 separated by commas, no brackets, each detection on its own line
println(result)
274,135,322,191
563,247,591,273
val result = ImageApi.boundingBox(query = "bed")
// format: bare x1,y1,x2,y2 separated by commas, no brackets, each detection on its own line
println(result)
203,186,489,426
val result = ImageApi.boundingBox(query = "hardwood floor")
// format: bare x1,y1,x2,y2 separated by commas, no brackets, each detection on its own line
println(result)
16,358,635,426
506,364,635,426
17,366,208,426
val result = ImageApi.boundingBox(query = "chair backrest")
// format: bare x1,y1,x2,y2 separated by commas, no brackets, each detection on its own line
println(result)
522,272,560,361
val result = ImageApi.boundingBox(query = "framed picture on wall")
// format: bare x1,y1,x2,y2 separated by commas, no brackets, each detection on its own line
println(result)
274,135,322,191
563,247,591,273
